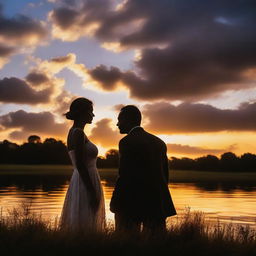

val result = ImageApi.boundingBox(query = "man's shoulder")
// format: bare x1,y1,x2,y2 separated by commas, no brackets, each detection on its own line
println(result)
118,130,141,147
130,128,167,148
119,135,130,146
144,130,166,145
119,129,166,147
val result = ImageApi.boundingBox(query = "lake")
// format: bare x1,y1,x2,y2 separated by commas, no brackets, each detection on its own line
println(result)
0,165,256,227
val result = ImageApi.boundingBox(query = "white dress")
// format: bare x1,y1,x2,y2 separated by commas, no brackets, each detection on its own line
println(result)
60,132,105,232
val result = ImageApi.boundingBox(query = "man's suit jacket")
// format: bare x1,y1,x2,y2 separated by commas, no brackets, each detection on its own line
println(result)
110,127,176,220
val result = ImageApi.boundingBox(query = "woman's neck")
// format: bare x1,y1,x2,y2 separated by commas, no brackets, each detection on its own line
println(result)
72,120,86,130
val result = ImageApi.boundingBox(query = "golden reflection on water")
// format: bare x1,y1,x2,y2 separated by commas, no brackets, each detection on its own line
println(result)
0,181,256,227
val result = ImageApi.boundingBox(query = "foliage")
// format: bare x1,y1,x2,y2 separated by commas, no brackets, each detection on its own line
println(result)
0,136,119,167
169,152,256,172
0,138,70,165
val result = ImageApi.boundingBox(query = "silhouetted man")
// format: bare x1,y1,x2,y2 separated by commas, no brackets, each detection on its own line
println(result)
110,105,176,233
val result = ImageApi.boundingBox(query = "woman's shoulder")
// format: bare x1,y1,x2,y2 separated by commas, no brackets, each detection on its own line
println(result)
67,128,89,149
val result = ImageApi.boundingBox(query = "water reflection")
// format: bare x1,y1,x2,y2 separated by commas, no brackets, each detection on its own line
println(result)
0,171,256,227
193,181,256,192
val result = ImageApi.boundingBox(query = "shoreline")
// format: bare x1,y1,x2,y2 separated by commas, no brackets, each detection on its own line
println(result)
1,206,255,256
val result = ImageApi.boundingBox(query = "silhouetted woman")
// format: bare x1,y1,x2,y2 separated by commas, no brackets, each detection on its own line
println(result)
60,97,105,231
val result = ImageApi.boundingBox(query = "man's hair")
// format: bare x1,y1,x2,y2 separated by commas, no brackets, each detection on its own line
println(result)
120,105,141,125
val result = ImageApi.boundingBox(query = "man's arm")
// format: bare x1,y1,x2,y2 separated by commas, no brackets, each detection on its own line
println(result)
163,143,169,183
118,138,128,176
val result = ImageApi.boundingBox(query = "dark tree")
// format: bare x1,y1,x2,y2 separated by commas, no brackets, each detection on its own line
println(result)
169,157,196,170
0,140,18,163
240,153,256,172
105,149,119,165
41,138,70,164
220,152,240,172
28,135,41,144
195,155,220,171
97,149,119,168
44,138,57,144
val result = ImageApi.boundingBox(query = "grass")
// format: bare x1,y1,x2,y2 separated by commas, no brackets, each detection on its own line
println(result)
0,204,255,256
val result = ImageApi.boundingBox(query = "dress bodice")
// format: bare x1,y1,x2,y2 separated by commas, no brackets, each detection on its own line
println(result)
68,128,98,170
68,140,98,169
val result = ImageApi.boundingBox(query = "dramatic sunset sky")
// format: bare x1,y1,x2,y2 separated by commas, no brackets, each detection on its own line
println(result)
0,0,256,157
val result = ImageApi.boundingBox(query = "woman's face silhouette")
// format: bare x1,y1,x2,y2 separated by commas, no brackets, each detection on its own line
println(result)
80,105,94,124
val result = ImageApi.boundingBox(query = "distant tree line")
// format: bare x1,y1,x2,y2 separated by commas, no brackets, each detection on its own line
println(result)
169,153,256,172
1,136,256,172
0,136,119,168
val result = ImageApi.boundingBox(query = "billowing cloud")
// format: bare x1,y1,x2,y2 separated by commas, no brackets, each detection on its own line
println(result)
0,54,78,107
0,5,47,46
0,77,53,104
50,0,256,101
143,102,256,134
89,65,122,90
0,45,15,57
25,71,50,86
0,4,47,69
54,89,77,115
0,110,68,140
49,0,109,41
36,53,101,91
0,44,16,68
51,7,80,30
38,53,76,74
167,143,236,156
89,118,122,148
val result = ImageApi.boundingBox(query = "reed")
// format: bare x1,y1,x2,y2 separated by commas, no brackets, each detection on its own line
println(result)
0,204,255,256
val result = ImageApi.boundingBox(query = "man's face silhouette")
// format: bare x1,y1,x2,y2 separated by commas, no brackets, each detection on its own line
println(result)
117,111,131,134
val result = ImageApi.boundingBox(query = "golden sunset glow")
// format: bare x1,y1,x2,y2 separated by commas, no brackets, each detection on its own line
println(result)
0,0,256,159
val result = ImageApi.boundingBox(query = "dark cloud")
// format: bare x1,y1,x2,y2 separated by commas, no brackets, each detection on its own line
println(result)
51,7,79,29
167,143,236,156
25,71,50,86
0,77,52,104
51,0,256,101
143,102,256,134
0,44,15,57
0,110,68,139
0,9,47,41
89,65,122,90
51,54,74,63
0,4,47,68
89,118,122,148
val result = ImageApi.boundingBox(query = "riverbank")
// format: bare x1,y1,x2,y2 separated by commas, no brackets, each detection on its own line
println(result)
0,206,255,256
1,164,256,183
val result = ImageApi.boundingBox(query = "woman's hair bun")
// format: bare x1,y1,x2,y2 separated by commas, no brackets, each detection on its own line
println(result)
64,97,93,121
65,111,75,120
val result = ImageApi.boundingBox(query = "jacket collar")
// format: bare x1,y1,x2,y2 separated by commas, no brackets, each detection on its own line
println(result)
128,126,143,134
